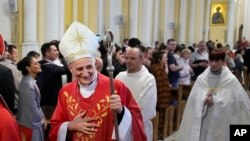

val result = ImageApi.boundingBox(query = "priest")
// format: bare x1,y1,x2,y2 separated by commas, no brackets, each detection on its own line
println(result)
49,22,146,141
178,49,250,141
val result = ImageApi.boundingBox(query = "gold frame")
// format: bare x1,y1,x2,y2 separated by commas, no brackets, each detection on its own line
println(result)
210,2,227,26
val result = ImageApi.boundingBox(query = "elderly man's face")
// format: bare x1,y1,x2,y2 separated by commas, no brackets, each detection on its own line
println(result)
70,57,96,85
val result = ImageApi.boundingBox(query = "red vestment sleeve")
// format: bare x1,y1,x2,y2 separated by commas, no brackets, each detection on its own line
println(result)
0,103,22,141
115,79,147,141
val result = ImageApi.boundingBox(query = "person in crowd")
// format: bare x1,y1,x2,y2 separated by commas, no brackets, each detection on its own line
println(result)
0,43,22,114
0,94,22,141
189,40,209,81
150,50,171,140
243,41,250,75
234,53,243,84
128,38,141,47
27,50,40,59
99,40,109,76
17,56,46,141
177,48,193,85
36,42,69,120
0,35,16,114
116,45,157,141
95,57,103,72
144,47,153,68
167,39,183,88
49,22,146,141
178,49,250,141
113,44,127,77
7,44,18,63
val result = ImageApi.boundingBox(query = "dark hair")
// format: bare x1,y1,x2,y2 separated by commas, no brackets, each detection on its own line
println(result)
27,51,40,58
159,43,167,51
128,38,141,47
17,56,34,75
151,50,166,64
167,39,176,45
4,40,8,49
7,44,17,54
209,49,226,61
216,43,223,49
145,47,152,54
41,42,51,57
115,44,122,54
98,40,107,55
123,38,129,43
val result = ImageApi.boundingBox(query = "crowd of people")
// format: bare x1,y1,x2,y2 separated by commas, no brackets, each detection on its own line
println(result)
1,21,250,141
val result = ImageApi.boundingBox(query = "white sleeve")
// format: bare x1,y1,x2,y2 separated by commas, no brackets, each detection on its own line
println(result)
112,107,133,141
57,122,69,141
139,82,157,122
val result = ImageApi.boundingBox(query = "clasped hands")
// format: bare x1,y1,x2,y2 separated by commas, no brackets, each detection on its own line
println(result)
204,93,214,106
68,94,123,134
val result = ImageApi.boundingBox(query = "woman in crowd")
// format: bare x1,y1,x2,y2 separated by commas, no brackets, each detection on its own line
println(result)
177,48,193,85
17,56,46,141
150,50,171,140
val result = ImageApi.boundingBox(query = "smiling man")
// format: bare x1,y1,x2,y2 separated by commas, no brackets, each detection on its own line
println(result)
49,22,146,141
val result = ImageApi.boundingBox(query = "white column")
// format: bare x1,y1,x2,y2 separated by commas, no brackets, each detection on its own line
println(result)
110,0,122,43
0,0,11,42
243,0,250,40
164,0,175,42
178,0,188,44
129,0,139,38
58,0,65,39
226,0,236,48
140,0,153,46
196,0,205,42
153,0,160,45
45,0,60,42
98,0,105,36
188,0,196,45
203,0,211,41
22,0,39,57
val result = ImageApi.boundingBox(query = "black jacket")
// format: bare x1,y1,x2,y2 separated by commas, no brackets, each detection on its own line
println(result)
0,64,15,113
36,59,68,107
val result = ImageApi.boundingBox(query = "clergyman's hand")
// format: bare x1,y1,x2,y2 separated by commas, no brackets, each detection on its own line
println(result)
204,94,214,106
110,93,123,114
68,111,100,134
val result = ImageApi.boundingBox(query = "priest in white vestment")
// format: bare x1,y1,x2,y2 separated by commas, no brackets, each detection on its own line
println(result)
178,49,250,141
116,46,157,141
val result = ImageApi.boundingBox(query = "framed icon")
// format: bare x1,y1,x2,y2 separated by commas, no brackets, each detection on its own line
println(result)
210,2,227,26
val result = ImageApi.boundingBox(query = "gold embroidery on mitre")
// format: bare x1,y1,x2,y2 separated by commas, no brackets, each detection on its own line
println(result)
63,92,111,140
71,26,87,50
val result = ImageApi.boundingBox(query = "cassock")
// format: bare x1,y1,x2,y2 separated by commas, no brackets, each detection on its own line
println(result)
49,73,146,141
178,66,250,141
0,95,22,141
116,65,157,141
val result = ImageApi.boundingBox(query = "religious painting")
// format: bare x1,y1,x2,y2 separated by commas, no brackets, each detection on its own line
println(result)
210,2,227,26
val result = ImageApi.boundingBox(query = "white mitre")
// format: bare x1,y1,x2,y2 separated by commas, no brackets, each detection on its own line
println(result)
59,21,99,64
